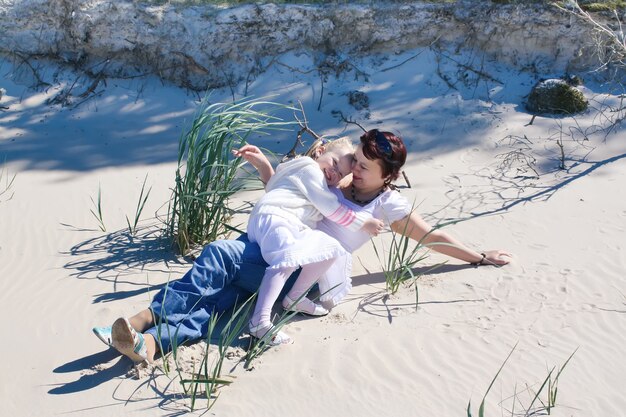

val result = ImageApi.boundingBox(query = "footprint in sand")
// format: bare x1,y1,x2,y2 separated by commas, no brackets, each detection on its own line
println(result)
529,243,549,250
435,323,452,332
490,283,511,300
476,316,496,330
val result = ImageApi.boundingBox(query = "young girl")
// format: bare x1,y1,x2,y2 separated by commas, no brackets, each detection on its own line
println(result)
233,138,383,345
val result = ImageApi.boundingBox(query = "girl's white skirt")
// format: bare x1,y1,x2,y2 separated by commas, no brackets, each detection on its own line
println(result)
248,213,352,305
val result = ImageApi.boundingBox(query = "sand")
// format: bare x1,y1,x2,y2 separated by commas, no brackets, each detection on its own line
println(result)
1,43,625,417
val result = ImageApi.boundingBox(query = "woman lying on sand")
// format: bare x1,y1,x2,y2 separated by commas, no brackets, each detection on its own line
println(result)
239,137,384,345
93,129,511,363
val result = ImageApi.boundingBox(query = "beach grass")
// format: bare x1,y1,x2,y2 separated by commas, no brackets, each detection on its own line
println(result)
180,295,257,411
371,206,447,305
181,312,221,410
167,96,295,255
243,299,300,369
531,348,577,415
154,292,257,411
467,343,518,417
150,280,344,409
126,174,152,236
578,1,626,11
372,231,425,305
243,283,334,368
89,183,106,232
467,344,577,416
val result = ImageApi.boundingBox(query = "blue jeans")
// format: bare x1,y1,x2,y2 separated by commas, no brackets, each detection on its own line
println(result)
146,234,299,351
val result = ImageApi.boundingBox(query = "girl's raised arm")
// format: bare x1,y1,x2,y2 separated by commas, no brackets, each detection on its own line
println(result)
232,145,275,185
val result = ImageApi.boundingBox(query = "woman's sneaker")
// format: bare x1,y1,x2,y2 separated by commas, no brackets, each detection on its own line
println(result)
92,326,113,346
111,317,148,363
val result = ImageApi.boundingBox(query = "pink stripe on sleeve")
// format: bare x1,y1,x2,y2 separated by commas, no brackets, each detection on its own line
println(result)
337,210,356,226
327,206,345,221
328,206,356,226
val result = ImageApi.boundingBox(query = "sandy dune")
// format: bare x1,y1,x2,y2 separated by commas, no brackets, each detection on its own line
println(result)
1,43,625,416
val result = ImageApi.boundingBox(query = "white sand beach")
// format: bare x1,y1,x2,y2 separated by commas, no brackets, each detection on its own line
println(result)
1,3,626,416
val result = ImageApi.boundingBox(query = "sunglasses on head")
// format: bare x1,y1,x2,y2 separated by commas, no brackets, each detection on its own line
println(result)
374,130,393,158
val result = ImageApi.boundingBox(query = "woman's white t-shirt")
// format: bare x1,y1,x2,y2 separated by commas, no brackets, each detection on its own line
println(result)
318,187,412,252
315,187,412,305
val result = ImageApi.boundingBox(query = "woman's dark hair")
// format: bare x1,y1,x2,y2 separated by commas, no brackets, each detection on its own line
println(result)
359,129,407,182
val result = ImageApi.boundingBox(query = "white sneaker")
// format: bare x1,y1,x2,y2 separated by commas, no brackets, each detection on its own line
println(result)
282,295,329,316
249,321,292,346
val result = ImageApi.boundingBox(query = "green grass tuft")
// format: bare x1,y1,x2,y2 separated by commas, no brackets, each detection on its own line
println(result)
126,174,152,236
167,96,295,255
153,291,257,411
89,183,106,232
371,204,448,306
467,344,577,416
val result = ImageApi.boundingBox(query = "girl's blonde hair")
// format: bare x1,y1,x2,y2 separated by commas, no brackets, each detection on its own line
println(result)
304,136,354,159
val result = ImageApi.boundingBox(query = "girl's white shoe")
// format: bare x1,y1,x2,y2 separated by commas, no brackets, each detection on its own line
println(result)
249,322,292,346
282,294,329,316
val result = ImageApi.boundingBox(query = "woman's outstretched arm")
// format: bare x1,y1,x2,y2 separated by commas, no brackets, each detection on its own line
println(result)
390,213,511,266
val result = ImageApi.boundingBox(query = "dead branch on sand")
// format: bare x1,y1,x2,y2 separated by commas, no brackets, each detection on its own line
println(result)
282,101,323,162
332,109,367,132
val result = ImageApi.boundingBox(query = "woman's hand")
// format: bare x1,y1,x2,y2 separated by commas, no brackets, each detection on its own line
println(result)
482,250,512,266
232,145,275,184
